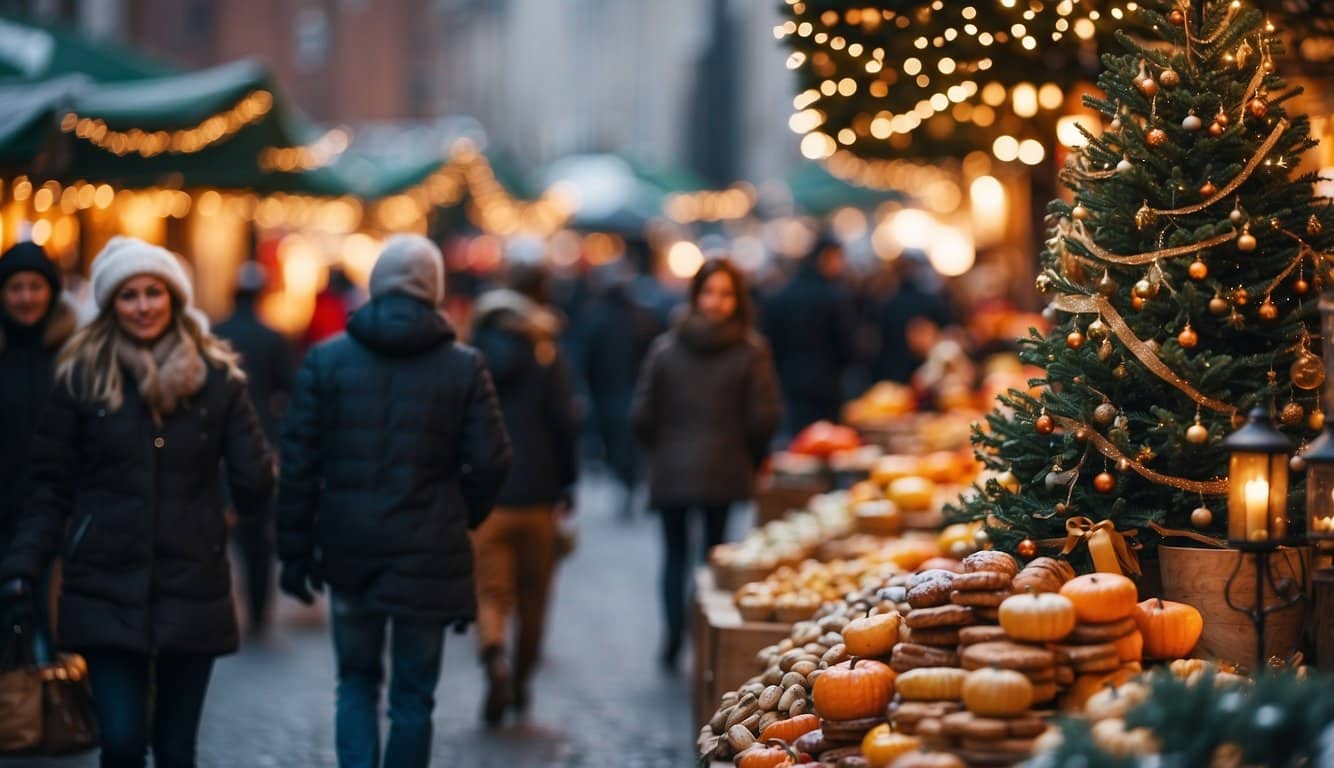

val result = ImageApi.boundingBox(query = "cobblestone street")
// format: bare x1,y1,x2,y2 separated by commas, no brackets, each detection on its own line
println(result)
11,476,713,767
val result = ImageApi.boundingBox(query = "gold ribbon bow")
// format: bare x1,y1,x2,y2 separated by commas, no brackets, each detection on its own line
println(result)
1060,517,1141,577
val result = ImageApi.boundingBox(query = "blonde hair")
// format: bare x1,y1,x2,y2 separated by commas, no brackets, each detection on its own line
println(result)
56,300,244,410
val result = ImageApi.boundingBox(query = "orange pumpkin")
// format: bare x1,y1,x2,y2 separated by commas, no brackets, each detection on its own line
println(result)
998,591,1076,642
1060,667,1139,713
861,724,921,767
1133,598,1204,660
790,421,861,458
736,738,798,768
1059,573,1138,623
895,667,967,701
843,612,902,658
760,714,820,745
888,476,937,512
1113,630,1143,663
962,667,1033,717
812,658,896,721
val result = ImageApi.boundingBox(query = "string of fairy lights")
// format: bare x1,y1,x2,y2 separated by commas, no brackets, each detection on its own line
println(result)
59,90,275,158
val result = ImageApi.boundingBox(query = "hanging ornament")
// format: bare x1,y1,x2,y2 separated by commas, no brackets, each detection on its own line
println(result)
1189,258,1208,280
1183,112,1202,132
1247,97,1268,119
1017,539,1038,559
1209,120,1225,137
1093,472,1116,493
1097,271,1118,297
1110,116,1123,132
1229,202,1245,224
1281,402,1305,427
1044,466,1073,490
1291,453,1307,472
1072,203,1090,221
1114,364,1129,380
1147,128,1169,147
1216,108,1230,128
1094,402,1117,426
1310,408,1326,431
1237,226,1257,252
1054,502,1069,516
1177,324,1198,349
1074,427,1090,443
1098,339,1114,362
1199,180,1217,197
1087,318,1108,340
1160,68,1181,88
1135,203,1158,231
1035,273,1054,293
974,528,991,548
1295,277,1310,295
1191,506,1214,528
1169,8,1186,25
1290,351,1326,390
1186,416,1209,444
1035,412,1055,434
1133,278,1157,298
1232,287,1249,306
1209,295,1230,315
1258,298,1278,321
1307,214,1323,236
1066,330,1086,350
1131,295,1146,311
1117,156,1134,173
1137,75,1159,97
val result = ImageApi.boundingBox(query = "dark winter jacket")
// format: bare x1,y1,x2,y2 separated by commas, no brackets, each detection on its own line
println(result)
214,297,294,441
1,361,274,656
631,314,782,508
762,265,857,430
277,294,512,622
471,290,578,508
874,280,955,384
0,296,76,548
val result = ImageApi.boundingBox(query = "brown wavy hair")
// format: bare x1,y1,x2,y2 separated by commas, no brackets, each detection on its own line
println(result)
689,258,753,326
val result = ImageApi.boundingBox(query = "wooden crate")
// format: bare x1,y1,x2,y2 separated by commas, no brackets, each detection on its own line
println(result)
754,475,829,527
692,567,792,730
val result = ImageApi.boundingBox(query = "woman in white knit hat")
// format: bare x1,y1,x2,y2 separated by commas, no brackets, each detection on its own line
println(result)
0,236,273,768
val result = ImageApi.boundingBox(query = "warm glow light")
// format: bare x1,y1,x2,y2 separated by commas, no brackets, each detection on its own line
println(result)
1012,83,1038,118
1245,478,1270,541
1038,83,1064,111
30,218,52,246
992,135,1020,162
927,226,974,277
801,132,837,160
970,175,1007,246
341,233,380,286
981,82,1006,107
1018,139,1046,166
888,208,935,252
666,240,705,279
790,109,825,134
1057,115,1099,148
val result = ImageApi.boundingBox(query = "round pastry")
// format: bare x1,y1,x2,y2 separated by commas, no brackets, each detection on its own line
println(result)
904,604,975,629
962,551,1020,577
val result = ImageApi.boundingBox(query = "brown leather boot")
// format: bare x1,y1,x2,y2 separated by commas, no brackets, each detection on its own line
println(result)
481,645,512,726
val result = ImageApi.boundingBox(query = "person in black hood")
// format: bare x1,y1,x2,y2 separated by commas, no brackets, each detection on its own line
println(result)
0,241,76,661
632,258,781,670
762,235,857,434
468,262,578,725
278,235,511,768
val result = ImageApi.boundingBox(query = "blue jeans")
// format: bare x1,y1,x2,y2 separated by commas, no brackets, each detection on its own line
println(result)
82,647,214,768
331,592,446,768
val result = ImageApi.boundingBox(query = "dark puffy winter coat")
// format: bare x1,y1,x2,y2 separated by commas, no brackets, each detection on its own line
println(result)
631,314,782,508
2,363,274,656
471,290,578,508
214,297,294,441
277,295,511,622
0,296,76,549
762,265,857,431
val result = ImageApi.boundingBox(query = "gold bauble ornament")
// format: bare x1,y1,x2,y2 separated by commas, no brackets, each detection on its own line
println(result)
1097,271,1118,297
1237,232,1257,252
1147,128,1169,147
1191,506,1214,529
1291,454,1307,473
1135,203,1158,230
1018,539,1038,558
1114,364,1129,380
1232,287,1249,306
1094,403,1117,426
1131,295,1146,311
1098,339,1114,362
1216,110,1230,128
996,471,1021,495
1290,352,1326,390
1189,259,1208,280
1160,69,1181,88
1209,296,1230,315
1247,98,1268,119
1169,8,1185,25
1183,113,1202,131
1177,325,1198,348
1087,318,1107,339
1067,330,1086,350
1036,273,1054,293
1072,203,1090,221
1117,156,1134,174
1208,121,1224,137
1295,278,1310,295
1230,205,1245,225
1280,401,1305,426
1199,180,1217,197
1138,76,1159,96
1186,423,1209,444
1308,214,1323,236
1133,278,1156,298
1035,413,1055,434
1093,472,1116,493
974,528,991,547
1310,408,1326,431
1258,299,1278,322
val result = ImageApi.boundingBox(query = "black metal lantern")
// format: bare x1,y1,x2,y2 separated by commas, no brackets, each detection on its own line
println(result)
1303,425,1334,551
1221,406,1293,544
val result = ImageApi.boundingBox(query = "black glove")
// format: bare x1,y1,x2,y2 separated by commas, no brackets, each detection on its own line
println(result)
279,561,324,605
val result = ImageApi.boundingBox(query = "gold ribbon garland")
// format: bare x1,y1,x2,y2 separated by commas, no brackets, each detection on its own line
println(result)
1051,413,1230,494
1148,119,1289,217
1147,521,1228,548
1036,517,1142,576
1065,222,1239,266
1050,294,1239,416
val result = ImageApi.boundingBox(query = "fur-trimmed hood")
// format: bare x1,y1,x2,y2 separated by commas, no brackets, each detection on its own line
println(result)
472,289,563,342
0,294,78,356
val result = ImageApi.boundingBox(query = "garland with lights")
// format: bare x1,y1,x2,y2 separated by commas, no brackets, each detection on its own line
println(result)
59,90,274,157
946,0,1334,572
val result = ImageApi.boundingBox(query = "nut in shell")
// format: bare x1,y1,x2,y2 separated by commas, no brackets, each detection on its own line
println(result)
728,724,757,751
759,685,783,711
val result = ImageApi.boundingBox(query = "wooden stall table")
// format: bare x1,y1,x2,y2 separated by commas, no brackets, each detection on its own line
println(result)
754,473,830,527
692,567,792,730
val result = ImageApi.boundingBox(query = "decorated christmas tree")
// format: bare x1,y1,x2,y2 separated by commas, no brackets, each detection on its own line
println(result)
949,0,1334,571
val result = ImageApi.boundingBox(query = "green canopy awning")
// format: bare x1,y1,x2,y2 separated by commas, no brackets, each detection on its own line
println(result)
787,162,902,216
0,17,172,82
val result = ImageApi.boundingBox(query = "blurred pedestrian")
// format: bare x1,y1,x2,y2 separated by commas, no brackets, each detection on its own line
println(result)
0,241,77,662
873,251,955,384
632,259,781,670
469,263,578,725
278,235,511,768
583,261,665,516
214,262,294,637
1,236,273,768
762,235,857,434
302,266,358,348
